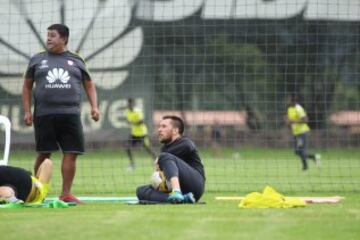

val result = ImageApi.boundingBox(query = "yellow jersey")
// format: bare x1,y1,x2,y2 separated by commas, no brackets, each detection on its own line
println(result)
125,108,148,137
287,104,310,136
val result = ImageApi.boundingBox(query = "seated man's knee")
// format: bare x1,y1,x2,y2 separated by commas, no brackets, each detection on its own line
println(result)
136,185,150,199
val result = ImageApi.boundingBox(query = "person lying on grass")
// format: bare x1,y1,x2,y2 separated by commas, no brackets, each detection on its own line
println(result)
0,159,52,204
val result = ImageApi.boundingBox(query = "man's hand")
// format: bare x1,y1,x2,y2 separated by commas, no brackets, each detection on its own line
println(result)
91,108,100,121
24,112,33,126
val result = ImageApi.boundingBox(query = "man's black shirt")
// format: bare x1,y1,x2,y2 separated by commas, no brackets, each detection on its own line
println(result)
161,137,205,179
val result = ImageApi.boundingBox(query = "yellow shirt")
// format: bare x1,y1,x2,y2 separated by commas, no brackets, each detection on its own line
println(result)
287,104,310,136
125,108,148,137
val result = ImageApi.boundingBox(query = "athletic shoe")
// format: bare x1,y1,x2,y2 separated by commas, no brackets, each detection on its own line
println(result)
167,190,184,203
127,164,136,172
183,192,196,204
59,194,84,204
315,154,321,168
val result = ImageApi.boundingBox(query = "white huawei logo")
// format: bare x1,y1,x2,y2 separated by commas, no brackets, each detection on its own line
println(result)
46,68,70,84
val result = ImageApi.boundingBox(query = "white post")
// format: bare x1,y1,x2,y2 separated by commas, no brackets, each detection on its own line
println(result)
0,115,11,166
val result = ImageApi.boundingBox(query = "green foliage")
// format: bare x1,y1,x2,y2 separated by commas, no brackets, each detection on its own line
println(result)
332,81,360,110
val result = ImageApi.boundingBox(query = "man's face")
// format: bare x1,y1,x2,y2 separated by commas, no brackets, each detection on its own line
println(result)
47,30,66,53
158,119,176,144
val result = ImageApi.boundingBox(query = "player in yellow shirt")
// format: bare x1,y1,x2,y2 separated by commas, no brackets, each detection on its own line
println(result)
286,96,321,170
125,98,157,170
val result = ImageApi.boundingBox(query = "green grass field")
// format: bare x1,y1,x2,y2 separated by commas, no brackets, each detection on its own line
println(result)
6,147,360,194
1,193,360,240
1,147,360,239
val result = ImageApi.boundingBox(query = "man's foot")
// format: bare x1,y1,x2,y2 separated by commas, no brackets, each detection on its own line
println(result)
183,192,196,204
59,194,84,204
167,190,184,203
127,163,136,172
315,154,321,168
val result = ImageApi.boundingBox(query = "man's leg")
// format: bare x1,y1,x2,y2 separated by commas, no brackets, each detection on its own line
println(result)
126,136,136,170
25,159,54,204
157,152,205,202
302,134,321,168
143,136,157,160
36,158,53,184
61,153,77,196
294,135,308,170
34,153,51,175
136,185,168,202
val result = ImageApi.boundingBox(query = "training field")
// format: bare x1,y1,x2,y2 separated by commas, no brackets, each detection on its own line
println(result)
1,147,360,239
6,147,360,194
1,193,360,240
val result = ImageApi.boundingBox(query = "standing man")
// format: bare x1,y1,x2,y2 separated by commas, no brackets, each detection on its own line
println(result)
125,98,156,170
136,115,206,203
22,24,100,203
286,95,321,171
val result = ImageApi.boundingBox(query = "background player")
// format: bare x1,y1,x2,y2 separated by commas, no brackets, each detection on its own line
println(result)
125,98,156,170
285,95,321,170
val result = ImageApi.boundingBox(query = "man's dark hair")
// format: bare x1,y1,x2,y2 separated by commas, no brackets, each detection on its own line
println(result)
47,24,69,44
162,115,185,135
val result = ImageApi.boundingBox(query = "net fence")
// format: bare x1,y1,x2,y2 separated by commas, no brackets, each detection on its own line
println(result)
0,0,359,194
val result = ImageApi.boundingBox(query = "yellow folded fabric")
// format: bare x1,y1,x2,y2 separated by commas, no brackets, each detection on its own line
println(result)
239,186,306,208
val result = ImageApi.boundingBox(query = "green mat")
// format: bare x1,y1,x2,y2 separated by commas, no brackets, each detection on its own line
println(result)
0,200,71,209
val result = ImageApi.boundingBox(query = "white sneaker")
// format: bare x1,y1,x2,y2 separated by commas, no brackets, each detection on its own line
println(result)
127,164,135,172
315,154,321,168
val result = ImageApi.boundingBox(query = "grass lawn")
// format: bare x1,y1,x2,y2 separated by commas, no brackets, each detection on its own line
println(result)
7,147,360,194
1,147,359,239
1,192,359,240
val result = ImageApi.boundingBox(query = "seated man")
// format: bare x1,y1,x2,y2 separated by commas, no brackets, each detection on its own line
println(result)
0,158,53,204
136,115,206,203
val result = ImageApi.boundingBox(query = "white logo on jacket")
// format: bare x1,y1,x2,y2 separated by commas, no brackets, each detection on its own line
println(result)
46,68,70,83
45,68,71,89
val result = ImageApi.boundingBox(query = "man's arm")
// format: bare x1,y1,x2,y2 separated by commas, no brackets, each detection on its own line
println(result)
287,116,308,124
83,79,100,121
22,77,34,126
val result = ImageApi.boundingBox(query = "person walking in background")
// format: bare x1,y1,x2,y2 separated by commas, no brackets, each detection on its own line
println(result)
125,98,157,170
22,23,100,203
211,121,223,158
285,95,321,171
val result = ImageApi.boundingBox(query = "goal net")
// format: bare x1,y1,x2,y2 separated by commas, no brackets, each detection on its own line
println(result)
0,0,359,195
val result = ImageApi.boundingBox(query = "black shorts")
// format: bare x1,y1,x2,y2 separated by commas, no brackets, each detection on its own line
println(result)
34,114,84,154
128,135,150,148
